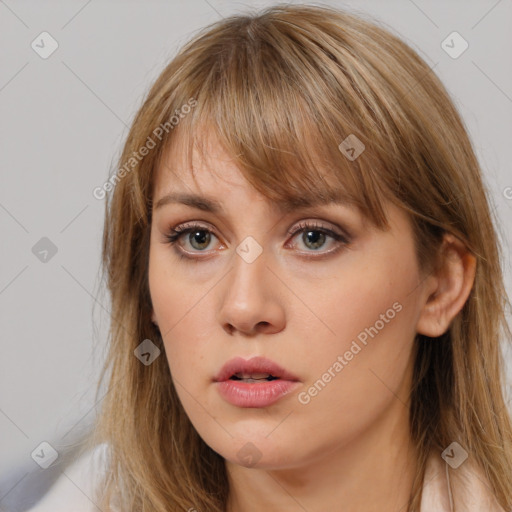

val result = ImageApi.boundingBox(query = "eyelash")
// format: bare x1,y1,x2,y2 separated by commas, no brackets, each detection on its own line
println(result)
163,221,351,261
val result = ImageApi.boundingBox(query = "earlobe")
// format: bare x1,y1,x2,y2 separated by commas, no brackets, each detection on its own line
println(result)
416,234,476,338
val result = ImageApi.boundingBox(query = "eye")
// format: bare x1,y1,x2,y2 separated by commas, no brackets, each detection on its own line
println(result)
164,222,218,253
163,220,350,259
286,221,350,256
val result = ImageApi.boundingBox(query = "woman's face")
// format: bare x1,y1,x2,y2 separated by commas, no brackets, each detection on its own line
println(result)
148,133,431,470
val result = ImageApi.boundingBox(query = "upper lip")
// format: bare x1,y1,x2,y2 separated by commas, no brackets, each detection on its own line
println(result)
213,356,300,382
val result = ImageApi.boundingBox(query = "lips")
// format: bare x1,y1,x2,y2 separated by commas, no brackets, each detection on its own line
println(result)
213,356,300,383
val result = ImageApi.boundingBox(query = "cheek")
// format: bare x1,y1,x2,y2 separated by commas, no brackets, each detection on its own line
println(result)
148,242,193,329
294,248,420,414
297,243,419,347
148,246,213,381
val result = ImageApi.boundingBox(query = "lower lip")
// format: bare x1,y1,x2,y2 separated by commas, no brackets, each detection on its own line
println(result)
215,379,301,408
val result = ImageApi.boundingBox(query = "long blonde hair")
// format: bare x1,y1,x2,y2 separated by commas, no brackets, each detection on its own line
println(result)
85,4,512,511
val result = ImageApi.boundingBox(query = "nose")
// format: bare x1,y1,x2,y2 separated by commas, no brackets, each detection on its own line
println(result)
217,248,286,336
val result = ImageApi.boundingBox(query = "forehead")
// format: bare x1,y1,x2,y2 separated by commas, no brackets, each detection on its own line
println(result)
152,123,355,210
153,133,356,218
155,131,249,192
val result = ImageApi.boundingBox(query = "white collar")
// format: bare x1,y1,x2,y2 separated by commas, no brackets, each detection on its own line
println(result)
420,449,506,511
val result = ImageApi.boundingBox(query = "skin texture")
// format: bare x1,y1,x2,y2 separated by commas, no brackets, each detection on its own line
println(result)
148,133,476,512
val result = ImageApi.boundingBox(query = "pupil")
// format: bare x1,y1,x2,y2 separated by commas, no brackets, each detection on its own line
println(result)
190,231,210,250
304,230,325,250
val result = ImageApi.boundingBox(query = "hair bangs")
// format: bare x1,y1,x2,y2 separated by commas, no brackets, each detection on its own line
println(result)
153,22,392,231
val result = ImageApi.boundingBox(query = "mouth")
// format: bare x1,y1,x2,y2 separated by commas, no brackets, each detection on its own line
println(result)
213,356,301,408
214,356,300,383
229,372,281,383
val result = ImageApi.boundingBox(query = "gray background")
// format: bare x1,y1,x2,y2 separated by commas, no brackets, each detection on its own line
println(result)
1,0,511,509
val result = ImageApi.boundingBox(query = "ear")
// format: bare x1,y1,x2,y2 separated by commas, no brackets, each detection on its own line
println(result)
416,233,476,338
151,310,159,327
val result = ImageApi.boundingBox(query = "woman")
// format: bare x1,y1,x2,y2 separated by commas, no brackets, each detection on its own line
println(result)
36,4,512,511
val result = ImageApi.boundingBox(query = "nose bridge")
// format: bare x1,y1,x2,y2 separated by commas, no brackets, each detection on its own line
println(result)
218,240,285,335
225,239,269,310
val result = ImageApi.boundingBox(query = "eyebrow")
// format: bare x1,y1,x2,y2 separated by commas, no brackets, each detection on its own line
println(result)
154,192,349,214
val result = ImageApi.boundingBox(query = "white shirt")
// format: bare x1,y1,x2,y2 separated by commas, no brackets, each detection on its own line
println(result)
421,447,506,511
25,444,506,511
24,443,109,512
